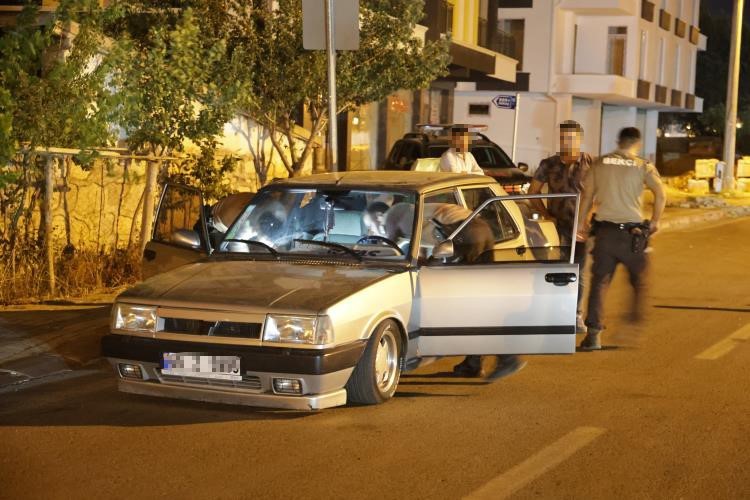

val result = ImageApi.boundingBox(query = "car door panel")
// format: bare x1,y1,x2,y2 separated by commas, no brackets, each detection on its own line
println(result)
414,192,580,356
142,184,210,280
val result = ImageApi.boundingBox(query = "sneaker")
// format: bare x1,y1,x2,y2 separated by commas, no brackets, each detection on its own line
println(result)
579,330,602,351
576,314,588,334
484,355,527,381
453,356,483,377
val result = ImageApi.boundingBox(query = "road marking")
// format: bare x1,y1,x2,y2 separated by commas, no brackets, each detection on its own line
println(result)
695,323,750,360
463,426,605,500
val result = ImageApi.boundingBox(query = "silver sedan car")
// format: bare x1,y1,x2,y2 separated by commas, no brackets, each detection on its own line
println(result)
103,172,580,410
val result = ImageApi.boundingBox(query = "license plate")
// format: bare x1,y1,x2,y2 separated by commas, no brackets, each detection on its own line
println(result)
162,353,241,381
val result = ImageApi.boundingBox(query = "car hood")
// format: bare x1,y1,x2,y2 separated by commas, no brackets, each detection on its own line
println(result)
119,259,402,314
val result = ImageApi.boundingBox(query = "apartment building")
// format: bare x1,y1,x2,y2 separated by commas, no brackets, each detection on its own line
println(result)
446,0,706,171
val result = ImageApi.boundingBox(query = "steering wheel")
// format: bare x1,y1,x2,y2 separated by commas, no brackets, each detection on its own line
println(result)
355,235,404,255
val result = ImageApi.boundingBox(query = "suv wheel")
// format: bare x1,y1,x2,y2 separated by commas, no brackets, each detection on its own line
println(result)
346,319,402,405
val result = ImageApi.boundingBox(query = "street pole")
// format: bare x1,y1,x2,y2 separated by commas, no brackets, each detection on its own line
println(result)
722,0,744,192
325,0,338,172
511,93,521,164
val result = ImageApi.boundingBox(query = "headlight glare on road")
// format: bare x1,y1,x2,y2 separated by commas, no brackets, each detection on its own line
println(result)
112,303,157,333
264,315,334,345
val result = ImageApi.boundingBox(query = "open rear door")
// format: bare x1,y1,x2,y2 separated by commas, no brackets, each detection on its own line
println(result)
142,184,211,280
415,193,580,355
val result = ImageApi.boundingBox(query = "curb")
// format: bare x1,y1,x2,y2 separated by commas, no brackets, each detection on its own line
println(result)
660,206,750,232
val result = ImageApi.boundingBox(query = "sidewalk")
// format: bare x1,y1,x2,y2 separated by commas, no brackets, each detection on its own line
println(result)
2,192,750,391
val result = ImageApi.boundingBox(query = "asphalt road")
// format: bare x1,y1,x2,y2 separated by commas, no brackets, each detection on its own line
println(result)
1,218,749,500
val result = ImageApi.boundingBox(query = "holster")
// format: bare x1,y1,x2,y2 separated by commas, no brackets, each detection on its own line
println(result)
630,220,651,254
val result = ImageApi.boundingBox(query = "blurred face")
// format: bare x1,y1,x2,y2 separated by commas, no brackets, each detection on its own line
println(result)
559,129,582,161
452,132,470,152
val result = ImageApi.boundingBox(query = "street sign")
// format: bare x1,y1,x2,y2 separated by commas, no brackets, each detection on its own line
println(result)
302,0,360,50
492,94,517,110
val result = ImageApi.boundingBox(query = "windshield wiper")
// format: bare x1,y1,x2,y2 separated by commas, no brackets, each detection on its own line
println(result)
221,238,279,256
293,239,363,261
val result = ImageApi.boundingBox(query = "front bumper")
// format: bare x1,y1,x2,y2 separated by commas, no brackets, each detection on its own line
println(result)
102,334,365,410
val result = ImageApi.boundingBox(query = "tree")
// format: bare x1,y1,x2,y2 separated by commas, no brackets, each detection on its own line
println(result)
248,0,450,177
104,5,252,245
0,0,115,295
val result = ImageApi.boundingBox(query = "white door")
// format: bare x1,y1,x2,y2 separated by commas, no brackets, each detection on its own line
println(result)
415,193,580,355
142,184,211,279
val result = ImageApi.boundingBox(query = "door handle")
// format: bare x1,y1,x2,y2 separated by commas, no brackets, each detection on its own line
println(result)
545,272,577,286
143,249,156,261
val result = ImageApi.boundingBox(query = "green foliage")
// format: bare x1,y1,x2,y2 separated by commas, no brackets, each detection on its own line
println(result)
104,6,252,158
249,0,450,176
168,145,239,202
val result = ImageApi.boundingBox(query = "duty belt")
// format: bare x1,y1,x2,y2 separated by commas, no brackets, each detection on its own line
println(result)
595,220,642,231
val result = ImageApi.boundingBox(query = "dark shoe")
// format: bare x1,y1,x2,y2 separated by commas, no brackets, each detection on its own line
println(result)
484,355,527,381
579,330,602,351
453,356,483,377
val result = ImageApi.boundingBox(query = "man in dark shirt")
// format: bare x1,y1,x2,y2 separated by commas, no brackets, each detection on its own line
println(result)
528,120,592,334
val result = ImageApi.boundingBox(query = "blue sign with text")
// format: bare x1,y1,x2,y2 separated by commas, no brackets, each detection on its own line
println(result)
492,94,517,110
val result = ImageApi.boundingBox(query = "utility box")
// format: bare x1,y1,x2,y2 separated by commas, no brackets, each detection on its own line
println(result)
694,158,719,179
737,157,750,178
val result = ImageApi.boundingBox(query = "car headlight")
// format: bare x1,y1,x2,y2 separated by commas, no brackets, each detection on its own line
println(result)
263,315,334,345
112,303,157,333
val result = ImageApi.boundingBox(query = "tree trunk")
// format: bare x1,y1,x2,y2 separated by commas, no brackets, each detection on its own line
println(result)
43,156,56,296
139,159,159,253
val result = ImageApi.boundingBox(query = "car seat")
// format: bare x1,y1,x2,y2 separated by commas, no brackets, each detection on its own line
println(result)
312,210,363,244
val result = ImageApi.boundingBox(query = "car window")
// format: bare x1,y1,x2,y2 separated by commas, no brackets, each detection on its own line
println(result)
222,188,418,261
387,142,403,165
398,142,422,168
153,185,207,249
418,189,461,260
471,145,514,168
461,187,520,243
426,145,449,158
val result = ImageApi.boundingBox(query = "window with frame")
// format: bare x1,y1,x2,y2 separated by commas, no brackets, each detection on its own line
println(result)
461,187,520,243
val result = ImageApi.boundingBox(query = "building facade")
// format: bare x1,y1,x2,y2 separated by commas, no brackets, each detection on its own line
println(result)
447,0,706,171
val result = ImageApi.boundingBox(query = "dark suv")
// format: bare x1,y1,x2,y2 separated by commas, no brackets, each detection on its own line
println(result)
384,129,531,193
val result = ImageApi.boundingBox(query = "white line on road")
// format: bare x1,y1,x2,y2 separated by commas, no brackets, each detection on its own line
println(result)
695,323,750,360
463,426,606,500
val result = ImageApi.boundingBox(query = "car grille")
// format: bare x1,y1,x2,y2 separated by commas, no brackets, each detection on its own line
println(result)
159,373,263,391
160,318,262,339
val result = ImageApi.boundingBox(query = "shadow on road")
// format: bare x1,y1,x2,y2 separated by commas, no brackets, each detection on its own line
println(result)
0,371,318,427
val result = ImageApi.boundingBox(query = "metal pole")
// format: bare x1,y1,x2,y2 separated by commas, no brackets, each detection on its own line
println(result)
511,93,521,164
325,0,338,172
722,0,744,192
44,155,56,296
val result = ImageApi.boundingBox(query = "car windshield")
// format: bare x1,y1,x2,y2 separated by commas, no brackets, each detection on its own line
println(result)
426,145,514,168
220,188,418,261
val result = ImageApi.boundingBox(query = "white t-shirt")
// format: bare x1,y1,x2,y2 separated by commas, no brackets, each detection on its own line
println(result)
439,148,484,175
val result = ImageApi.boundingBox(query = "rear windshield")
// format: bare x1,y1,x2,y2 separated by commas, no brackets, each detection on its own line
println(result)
426,145,514,168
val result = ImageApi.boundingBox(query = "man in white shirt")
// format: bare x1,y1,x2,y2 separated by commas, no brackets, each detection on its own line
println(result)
439,126,485,175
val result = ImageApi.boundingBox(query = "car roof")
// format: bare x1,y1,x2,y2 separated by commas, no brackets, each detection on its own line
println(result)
271,171,495,193
400,135,494,146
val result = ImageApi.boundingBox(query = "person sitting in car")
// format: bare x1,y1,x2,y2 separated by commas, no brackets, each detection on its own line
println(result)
439,126,484,175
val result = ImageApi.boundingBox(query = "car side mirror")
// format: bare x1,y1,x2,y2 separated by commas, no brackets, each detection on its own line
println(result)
518,162,529,172
170,229,201,249
433,240,455,260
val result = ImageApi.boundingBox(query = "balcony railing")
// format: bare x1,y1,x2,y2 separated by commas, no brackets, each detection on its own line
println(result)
659,9,672,31
655,85,668,104
637,79,651,100
478,22,519,62
671,89,683,107
685,93,696,110
641,0,655,22
689,25,700,45
675,19,686,38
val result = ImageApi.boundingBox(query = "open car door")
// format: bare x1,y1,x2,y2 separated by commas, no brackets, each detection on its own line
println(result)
142,183,211,280
415,193,580,355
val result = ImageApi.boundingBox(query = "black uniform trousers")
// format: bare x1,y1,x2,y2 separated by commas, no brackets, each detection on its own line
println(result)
585,224,648,332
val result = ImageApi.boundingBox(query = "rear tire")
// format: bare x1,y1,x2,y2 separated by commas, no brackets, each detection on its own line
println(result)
346,319,402,405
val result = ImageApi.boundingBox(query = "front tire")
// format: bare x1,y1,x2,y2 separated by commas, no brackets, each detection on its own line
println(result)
346,319,402,405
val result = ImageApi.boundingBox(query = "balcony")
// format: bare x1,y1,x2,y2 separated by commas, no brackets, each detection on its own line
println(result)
690,25,700,45
671,89,683,107
675,19,686,38
478,22,518,61
685,94,696,110
641,0,655,22
558,0,638,16
655,85,668,104
637,79,651,100
659,9,672,31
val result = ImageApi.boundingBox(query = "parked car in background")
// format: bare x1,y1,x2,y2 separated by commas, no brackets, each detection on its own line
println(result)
104,172,579,410
384,124,531,193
